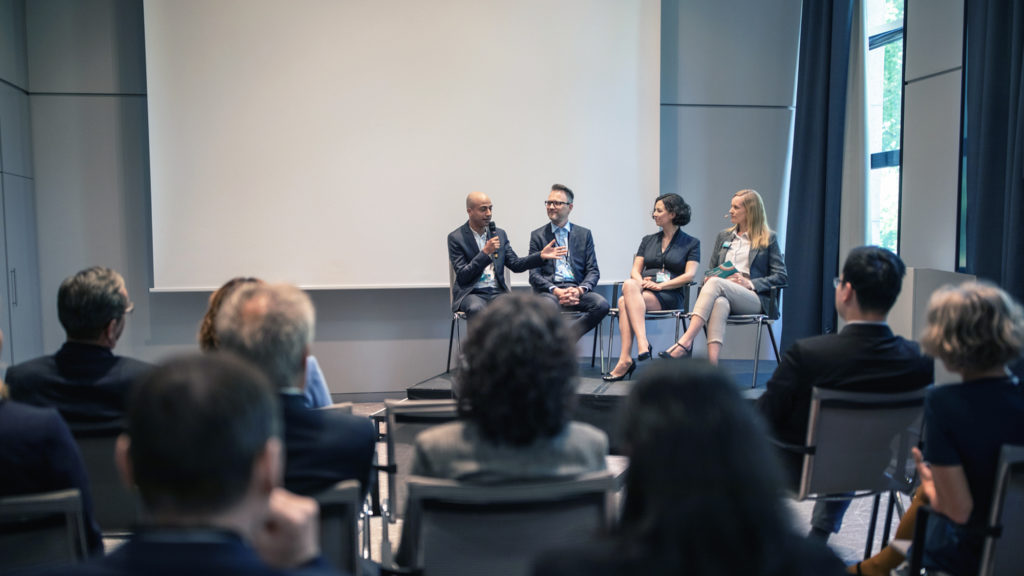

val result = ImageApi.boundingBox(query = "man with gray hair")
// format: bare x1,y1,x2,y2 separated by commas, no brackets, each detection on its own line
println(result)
7,266,152,433
216,282,375,497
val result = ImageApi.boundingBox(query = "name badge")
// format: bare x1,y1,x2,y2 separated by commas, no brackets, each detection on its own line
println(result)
656,270,671,283
479,265,494,284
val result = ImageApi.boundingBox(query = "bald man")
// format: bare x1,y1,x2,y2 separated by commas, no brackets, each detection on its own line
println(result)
447,192,565,319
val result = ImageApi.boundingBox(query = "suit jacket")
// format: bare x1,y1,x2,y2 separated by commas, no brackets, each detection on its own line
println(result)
5,342,153,434
756,323,934,446
709,229,788,315
0,399,103,555
447,222,543,312
527,223,600,293
280,394,376,498
39,529,342,576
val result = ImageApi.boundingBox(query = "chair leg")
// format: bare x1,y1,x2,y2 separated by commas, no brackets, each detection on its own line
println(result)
591,319,599,367
604,315,617,374
865,493,882,559
446,317,456,373
881,491,897,549
767,323,780,359
751,319,764,389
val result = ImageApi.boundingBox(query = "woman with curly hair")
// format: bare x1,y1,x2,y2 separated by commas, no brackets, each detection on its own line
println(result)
410,292,608,482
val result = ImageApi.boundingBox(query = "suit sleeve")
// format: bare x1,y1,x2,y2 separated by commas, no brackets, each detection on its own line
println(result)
708,232,726,270
505,230,543,273
756,342,804,441
448,231,493,288
528,229,554,293
579,230,600,292
751,234,788,294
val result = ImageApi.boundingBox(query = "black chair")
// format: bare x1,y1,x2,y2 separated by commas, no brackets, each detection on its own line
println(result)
604,281,693,373
315,479,364,576
0,489,89,572
72,430,142,535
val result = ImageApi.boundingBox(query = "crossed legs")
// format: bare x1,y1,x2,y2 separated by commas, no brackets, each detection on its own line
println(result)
608,279,662,377
667,277,760,364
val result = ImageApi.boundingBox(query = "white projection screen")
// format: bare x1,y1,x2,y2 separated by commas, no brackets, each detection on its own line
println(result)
144,0,661,290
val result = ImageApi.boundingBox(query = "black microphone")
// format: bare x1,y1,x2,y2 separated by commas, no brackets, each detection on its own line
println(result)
487,221,498,259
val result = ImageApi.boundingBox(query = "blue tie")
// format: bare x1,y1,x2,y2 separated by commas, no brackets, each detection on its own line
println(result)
554,228,574,282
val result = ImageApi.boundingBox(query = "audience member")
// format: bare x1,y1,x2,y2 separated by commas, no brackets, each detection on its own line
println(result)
447,191,566,320
756,246,933,540
528,183,609,340
7,266,152,433
199,276,332,409
38,353,343,575
215,282,375,497
533,361,845,576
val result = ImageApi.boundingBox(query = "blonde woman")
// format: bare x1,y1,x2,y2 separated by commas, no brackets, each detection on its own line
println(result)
661,189,787,364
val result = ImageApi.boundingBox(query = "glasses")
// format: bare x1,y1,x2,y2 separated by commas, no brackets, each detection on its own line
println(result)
544,201,570,207
833,277,844,289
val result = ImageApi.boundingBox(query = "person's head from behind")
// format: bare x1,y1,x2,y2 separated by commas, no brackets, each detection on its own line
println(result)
619,361,793,572
199,277,263,351
456,293,576,446
837,246,906,317
920,281,1024,377
215,283,315,391
58,266,133,347
117,353,281,524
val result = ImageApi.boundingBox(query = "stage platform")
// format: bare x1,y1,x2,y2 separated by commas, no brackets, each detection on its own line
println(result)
406,359,775,452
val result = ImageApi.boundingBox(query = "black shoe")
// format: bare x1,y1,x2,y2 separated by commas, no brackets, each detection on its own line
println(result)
603,360,636,382
658,342,692,359
637,344,653,362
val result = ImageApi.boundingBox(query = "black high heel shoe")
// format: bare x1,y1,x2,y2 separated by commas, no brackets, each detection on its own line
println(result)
603,360,636,382
658,341,692,359
637,344,653,362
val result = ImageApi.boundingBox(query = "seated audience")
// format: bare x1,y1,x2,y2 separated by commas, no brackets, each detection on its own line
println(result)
533,361,845,576
757,246,933,540
857,281,1024,576
7,266,152,433
198,276,332,408
215,282,375,497
37,353,343,575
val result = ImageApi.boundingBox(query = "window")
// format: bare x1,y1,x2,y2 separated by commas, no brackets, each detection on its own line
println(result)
865,0,904,252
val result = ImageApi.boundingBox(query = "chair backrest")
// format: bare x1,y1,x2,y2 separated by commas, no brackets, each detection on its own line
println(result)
315,479,362,576
404,471,616,576
448,260,458,311
384,399,459,519
797,386,927,499
73,431,142,534
979,444,1024,576
319,401,353,414
0,489,88,571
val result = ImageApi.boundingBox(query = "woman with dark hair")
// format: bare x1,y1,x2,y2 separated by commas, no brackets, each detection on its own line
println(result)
661,189,787,364
604,193,700,381
198,276,332,409
410,292,607,482
533,361,845,576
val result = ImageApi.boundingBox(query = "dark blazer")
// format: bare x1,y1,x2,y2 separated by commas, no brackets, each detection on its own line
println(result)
709,229,788,315
447,222,542,312
39,529,343,576
0,399,103,555
280,394,376,498
756,323,934,446
527,223,600,293
5,342,153,434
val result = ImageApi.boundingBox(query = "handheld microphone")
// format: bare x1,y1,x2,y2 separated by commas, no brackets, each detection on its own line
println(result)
488,221,498,259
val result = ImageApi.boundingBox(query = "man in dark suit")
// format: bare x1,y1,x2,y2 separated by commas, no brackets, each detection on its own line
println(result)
447,191,566,319
528,184,609,339
47,353,342,575
756,246,933,541
216,282,375,499
6,266,152,434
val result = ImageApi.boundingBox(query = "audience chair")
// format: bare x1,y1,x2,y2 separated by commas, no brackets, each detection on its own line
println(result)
446,264,511,373
702,284,785,388
604,281,693,373
0,489,88,572
379,399,459,560
315,479,364,576
397,471,616,576
319,401,353,414
774,386,927,559
905,444,1024,576
73,430,142,535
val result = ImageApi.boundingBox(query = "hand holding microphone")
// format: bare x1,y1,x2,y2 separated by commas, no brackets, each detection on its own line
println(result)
486,221,499,259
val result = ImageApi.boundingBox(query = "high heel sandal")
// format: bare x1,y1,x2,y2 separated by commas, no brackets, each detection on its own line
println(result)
636,344,653,362
603,360,636,382
658,341,692,359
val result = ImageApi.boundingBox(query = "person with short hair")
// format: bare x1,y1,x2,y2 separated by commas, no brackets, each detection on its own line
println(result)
528,184,610,340
7,266,152,433
215,283,375,498
41,353,344,575
757,246,933,541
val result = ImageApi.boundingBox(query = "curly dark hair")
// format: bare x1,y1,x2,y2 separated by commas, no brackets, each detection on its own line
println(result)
455,293,578,446
654,193,691,226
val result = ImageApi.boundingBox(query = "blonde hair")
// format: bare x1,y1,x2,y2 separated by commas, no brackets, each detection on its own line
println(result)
920,281,1024,374
730,189,772,250
0,379,7,400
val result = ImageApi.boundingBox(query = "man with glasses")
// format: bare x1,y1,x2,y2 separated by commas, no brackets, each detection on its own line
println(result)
7,266,152,433
756,246,933,541
448,191,566,319
528,184,609,340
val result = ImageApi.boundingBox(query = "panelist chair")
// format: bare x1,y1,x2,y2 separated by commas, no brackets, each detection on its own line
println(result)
0,489,89,572
603,281,693,373
446,263,510,373
702,284,785,388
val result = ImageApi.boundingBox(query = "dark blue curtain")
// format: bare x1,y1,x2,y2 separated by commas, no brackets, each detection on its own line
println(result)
781,0,854,352
964,0,1024,306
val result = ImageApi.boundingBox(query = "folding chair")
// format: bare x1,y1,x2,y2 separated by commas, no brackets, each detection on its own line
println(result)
72,430,142,535
315,479,364,576
446,264,511,373
0,489,89,572
603,281,692,373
